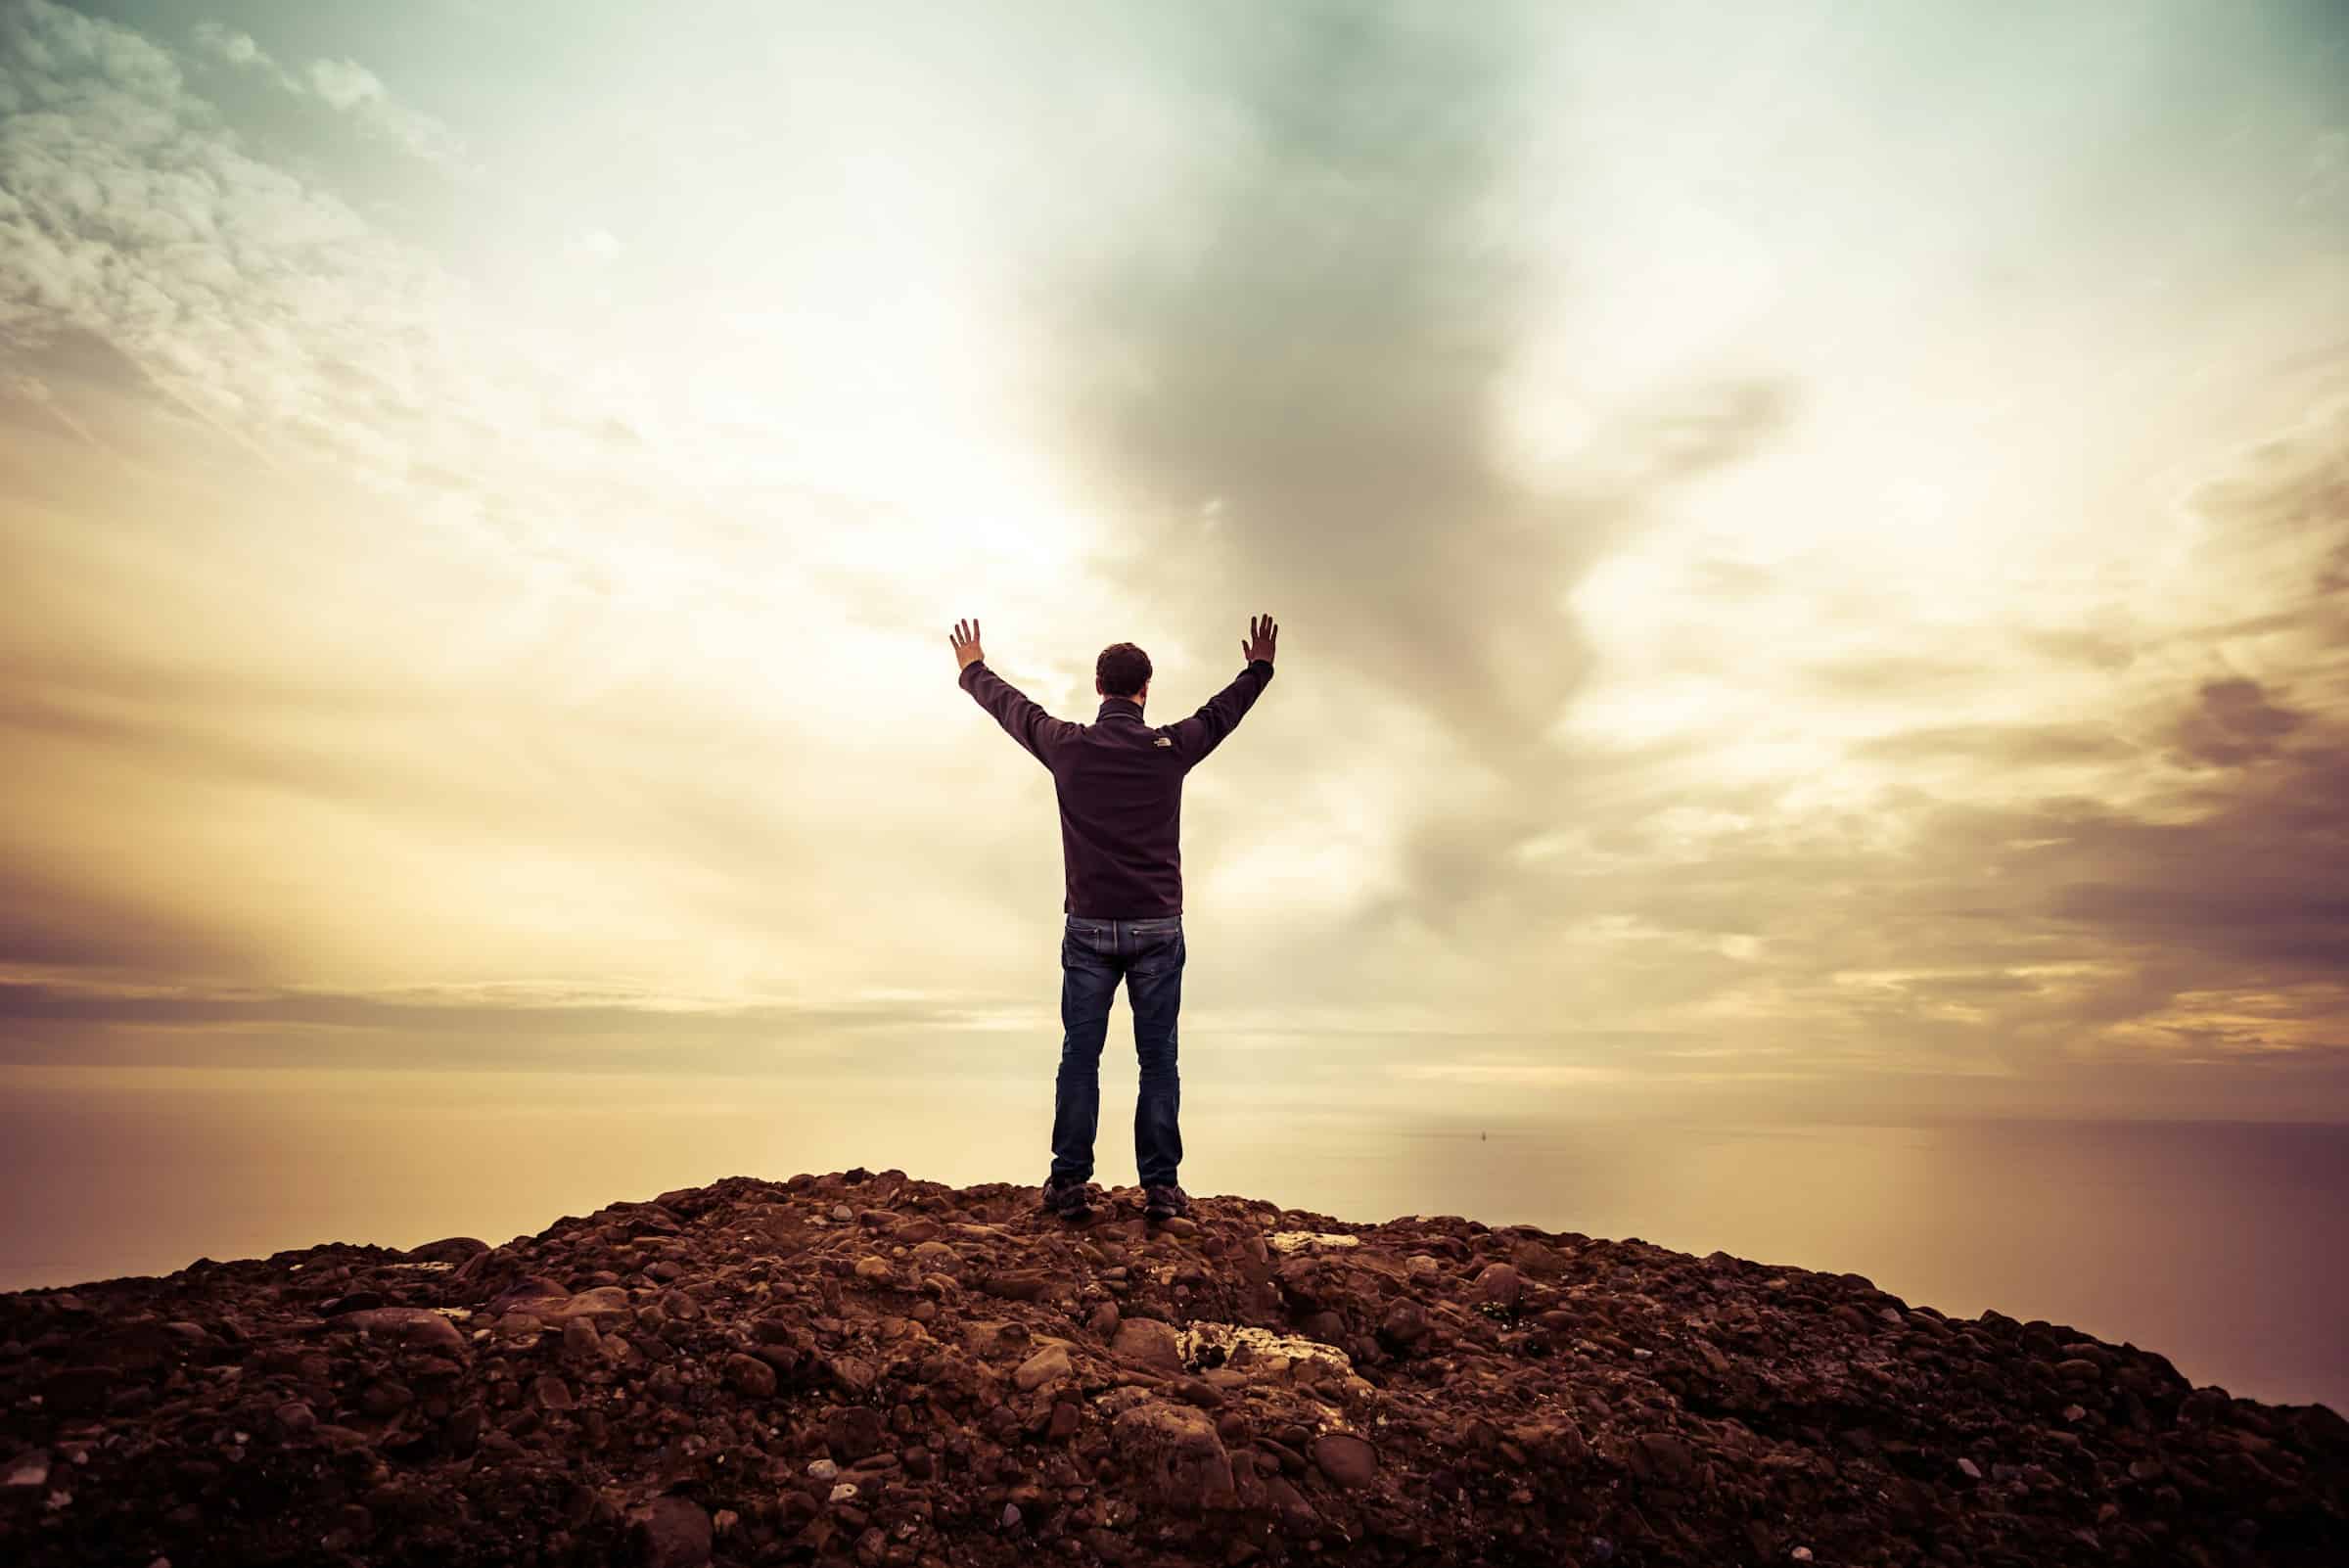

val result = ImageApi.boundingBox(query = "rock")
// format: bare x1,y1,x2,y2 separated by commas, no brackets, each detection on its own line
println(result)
981,1269,1059,1302
825,1354,877,1395
1380,1299,1431,1347
336,1308,467,1357
1472,1263,1522,1310
1111,1399,1237,1513
1632,1432,1694,1482
1171,1375,1223,1408
1312,1431,1379,1490
1013,1344,1072,1391
629,1495,712,1568
1111,1316,1183,1372
542,1287,632,1322
826,1405,885,1461
721,1353,776,1398
487,1276,570,1314
852,1256,895,1283
40,1366,114,1414
402,1236,489,1266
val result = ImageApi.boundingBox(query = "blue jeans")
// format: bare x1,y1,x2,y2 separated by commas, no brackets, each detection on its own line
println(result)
1051,913,1184,1188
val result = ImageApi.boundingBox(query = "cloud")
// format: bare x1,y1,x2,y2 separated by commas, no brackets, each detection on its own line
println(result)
188,23,264,70
0,0,634,569
1849,721,2138,767
187,16,467,169
1046,4,1796,943
2162,677,2308,768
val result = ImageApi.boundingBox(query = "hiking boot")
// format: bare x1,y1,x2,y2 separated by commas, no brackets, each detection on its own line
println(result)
1142,1183,1190,1222
1040,1174,1090,1221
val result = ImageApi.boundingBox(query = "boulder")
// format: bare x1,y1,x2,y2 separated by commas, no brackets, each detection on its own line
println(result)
1313,1431,1379,1490
1110,1399,1237,1513
336,1308,468,1357
1111,1316,1184,1372
629,1495,712,1568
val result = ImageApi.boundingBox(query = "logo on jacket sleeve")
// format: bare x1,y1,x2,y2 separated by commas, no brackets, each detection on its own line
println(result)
1153,736,1173,748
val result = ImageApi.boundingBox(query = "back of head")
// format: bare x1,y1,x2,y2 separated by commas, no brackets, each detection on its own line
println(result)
1096,642,1152,699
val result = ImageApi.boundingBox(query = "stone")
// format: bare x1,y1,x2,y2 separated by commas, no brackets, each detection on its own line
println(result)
826,1405,885,1461
981,1269,1059,1302
486,1276,570,1314
1471,1263,1522,1310
40,1366,115,1414
1014,1344,1072,1391
542,1287,632,1322
1111,1399,1237,1513
336,1308,467,1357
562,1317,602,1360
1380,1300,1431,1346
402,1236,489,1266
630,1496,713,1568
722,1353,776,1398
1312,1431,1378,1490
1111,1317,1183,1372
1632,1432,1694,1482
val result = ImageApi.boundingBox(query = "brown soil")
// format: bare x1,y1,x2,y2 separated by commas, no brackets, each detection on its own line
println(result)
3,1168,2342,1566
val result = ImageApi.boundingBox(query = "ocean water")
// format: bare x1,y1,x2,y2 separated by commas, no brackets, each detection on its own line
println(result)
2,1066,2341,1414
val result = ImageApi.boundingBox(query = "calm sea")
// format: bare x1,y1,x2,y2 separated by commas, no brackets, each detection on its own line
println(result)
2,1067,2341,1414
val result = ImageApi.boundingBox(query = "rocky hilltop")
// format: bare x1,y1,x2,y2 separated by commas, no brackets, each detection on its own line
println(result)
2,1169,2342,1567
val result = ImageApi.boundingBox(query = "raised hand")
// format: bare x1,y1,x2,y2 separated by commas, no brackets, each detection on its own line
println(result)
949,618,986,671
1241,613,1278,667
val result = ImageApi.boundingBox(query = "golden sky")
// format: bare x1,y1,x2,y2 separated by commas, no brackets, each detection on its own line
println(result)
3,0,2347,1122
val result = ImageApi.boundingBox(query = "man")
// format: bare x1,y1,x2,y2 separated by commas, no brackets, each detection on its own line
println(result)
949,614,1279,1222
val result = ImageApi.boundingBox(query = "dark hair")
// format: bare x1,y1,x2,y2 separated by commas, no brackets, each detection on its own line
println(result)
1096,642,1153,699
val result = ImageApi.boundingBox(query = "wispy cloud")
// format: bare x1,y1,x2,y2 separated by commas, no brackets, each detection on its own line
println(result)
190,18,468,169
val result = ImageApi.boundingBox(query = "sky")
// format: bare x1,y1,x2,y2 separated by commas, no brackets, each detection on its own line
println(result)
3,0,2348,1137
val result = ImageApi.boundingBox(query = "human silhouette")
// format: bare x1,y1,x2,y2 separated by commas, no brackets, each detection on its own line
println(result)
949,615,1279,1221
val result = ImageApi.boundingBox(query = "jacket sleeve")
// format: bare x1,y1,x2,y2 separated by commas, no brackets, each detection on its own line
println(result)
958,660,1078,769
1166,660,1274,770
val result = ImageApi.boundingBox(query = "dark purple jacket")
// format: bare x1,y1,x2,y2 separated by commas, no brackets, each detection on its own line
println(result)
958,657,1275,918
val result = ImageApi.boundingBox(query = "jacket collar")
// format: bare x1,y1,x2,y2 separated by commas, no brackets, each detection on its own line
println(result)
1095,697,1146,721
